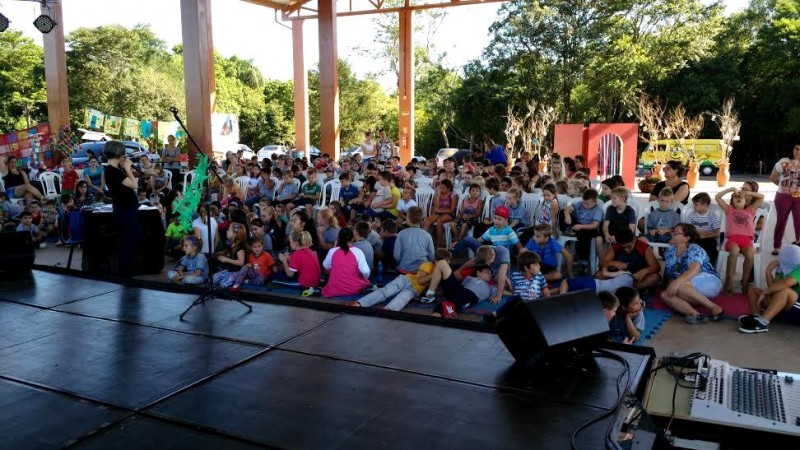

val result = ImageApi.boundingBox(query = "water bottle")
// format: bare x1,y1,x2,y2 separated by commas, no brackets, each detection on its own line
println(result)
376,261,383,285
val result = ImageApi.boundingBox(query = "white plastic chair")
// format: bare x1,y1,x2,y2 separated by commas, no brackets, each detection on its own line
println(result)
642,200,684,255
520,193,543,227
318,179,341,209
39,172,62,199
716,207,769,289
164,170,173,190
234,176,251,196
444,193,469,249
415,186,436,217
416,177,433,188
183,170,195,193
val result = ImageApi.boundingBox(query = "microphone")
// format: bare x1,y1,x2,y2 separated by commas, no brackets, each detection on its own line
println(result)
169,106,179,114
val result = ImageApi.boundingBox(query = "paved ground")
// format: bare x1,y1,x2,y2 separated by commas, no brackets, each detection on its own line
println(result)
27,174,800,373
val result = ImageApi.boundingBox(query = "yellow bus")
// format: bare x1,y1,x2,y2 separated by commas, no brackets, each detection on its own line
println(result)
639,139,725,175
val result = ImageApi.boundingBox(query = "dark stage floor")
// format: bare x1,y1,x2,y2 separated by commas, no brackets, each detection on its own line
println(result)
0,270,651,449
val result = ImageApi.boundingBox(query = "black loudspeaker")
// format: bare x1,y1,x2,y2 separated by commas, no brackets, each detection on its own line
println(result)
496,289,610,365
0,231,35,272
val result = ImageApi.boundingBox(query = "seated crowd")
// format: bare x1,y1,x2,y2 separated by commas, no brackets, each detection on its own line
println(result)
3,141,799,340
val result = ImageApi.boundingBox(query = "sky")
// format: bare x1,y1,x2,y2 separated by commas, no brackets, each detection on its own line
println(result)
2,0,750,91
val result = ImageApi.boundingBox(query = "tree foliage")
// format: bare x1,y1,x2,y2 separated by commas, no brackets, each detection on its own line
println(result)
0,31,47,131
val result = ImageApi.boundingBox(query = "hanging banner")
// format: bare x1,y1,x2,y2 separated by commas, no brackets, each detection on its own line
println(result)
104,115,122,135
211,113,239,156
140,120,155,139
0,124,52,167
123,118,139,137
84,108,105,130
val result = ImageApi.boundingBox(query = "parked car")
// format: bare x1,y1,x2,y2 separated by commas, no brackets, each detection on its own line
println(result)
342,146,362,159
70,141,152,169
289,146,321,160
435,148,459,167
257,145,289,161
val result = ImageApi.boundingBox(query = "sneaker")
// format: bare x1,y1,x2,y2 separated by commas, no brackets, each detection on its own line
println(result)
420,295,437,304
228,285,241,292
685,314,707,325
739,315,769,334
301,287,319,297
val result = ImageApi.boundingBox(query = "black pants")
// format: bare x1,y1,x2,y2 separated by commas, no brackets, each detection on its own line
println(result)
575,228,598,262
697,237,719,267
113,206,142,278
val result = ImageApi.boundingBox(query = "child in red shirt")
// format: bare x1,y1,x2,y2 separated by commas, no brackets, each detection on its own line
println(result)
228,238,275,291
61,159,79,196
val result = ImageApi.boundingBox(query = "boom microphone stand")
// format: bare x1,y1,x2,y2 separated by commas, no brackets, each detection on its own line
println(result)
170,107,252,320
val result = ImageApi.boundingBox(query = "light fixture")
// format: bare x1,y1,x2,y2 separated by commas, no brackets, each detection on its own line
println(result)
0,13,9,32
33,1,57,34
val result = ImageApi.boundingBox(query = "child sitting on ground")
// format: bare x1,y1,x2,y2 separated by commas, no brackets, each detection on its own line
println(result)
275,230,322,290
608,286,645,344
452,205,524,255
167,236,208,284
716,186,764,293
228,238,275,291
598,291,620,323
212,222,249,288
423,261,498,319
164,215,187,258
16,211,46,248
483,251,549,324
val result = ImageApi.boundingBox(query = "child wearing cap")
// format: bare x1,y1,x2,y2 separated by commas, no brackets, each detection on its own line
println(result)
451,204,524,255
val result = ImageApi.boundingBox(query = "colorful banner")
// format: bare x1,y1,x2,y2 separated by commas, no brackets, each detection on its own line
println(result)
123,118,139,137
0,123,53,168
84,108,105,130
104,115,122,135
140,120,155,139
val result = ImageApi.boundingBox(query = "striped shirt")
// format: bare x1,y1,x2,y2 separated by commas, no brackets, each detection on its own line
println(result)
480,225,520,250
510,271,548,302
686,210,720,233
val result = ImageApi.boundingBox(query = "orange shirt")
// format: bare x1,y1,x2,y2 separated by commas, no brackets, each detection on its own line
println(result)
249,252,274,277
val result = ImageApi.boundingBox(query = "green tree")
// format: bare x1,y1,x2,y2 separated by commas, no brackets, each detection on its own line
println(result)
0,30,47,132
308,60,395,151
415,63,461,155
240,79,295,148
66,24,185,126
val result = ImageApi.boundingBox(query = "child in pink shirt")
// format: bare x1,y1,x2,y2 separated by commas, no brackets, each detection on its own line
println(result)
716,187,765,293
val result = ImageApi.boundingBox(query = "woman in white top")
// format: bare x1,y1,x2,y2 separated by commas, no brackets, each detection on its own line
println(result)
360,131,376,162
770,144,800,254
192,206,219,254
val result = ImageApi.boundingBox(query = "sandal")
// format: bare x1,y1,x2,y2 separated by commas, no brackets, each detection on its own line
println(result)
685,314,707,325
707,308,724,322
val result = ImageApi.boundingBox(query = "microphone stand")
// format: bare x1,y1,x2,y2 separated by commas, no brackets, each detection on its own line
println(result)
170,107,252,320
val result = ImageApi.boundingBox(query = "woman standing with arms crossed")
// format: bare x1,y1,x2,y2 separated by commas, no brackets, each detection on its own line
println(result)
770,144,800,255
103,141,141,278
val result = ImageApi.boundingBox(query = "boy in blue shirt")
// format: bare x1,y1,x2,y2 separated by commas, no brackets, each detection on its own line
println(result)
563,189,604,273
338,172,360,221
524,223,573,282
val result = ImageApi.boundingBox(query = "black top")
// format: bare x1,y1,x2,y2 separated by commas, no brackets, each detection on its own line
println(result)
104,165,138,209
604,205,636,236
2,170,24,188
651,180,690,205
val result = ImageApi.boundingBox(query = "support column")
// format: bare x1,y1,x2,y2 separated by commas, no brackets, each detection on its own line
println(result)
180,0,216,164
318,0,340,160
398,10,415,165
292,20,310,156
42,0,69,132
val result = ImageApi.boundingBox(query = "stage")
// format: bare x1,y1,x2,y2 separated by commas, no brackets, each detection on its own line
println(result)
0,270,653,449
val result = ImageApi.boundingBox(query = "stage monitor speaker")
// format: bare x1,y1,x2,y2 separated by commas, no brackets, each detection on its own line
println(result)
0,231,35,272
496,289,609,365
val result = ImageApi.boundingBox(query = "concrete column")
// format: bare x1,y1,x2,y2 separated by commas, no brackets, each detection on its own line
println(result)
292,20,310,156
180,0,216,163
42,0,70,132
318,0,340,160
398,10,415,164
